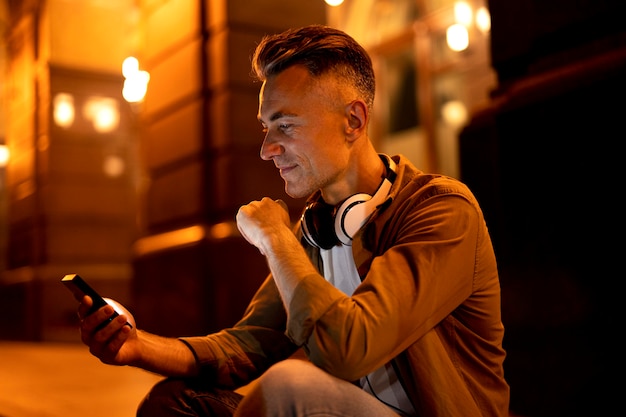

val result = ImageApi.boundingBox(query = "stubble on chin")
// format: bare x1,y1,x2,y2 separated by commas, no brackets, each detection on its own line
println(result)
283,181,312,200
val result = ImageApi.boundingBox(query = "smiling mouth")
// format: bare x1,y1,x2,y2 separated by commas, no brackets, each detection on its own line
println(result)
277,164,296,177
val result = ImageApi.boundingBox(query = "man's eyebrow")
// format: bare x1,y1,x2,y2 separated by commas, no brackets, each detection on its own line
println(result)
258,111,297,124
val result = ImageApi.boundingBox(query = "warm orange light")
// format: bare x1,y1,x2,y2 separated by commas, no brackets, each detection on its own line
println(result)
133,225,206,256
447,24,469,51
103,155,125,177
0,145,9,168
83,97,120,133
476,7,491,33
210,222,237,239
122,56,150,103
454,1,473,26
122,56,139,78
441,100,468,128
53,93,75,128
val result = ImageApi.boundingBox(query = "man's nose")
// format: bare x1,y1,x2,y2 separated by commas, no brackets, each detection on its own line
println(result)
260,134,283,161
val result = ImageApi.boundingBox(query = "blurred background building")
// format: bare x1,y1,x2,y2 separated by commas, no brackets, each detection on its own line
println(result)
0,1,623,416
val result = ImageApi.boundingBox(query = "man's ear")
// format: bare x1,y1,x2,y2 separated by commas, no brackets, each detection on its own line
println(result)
344,100,368,141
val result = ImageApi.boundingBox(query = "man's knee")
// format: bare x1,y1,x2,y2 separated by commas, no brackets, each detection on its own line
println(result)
137,377,242,417
137,378,191,417
235,359,362,417
250,359,325,397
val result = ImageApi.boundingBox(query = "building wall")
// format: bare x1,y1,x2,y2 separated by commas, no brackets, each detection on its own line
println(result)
0,0,139,341
0,0,326,340
126,0,327,336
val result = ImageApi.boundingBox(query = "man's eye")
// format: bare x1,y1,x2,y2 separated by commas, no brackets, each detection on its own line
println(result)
261,124,293,134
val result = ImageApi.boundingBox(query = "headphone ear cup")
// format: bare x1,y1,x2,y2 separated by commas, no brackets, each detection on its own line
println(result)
334,193,373,246
302,154,396,249
301,202,339,249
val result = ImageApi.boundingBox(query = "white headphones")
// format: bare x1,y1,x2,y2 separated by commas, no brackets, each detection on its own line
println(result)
301,154,397,249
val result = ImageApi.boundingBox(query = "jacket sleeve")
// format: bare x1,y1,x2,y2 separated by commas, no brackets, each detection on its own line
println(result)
180,275,299,387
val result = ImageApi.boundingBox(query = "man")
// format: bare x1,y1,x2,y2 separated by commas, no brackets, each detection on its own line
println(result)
78,25,510,416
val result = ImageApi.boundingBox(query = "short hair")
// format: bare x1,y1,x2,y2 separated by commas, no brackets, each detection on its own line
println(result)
251,25,375,111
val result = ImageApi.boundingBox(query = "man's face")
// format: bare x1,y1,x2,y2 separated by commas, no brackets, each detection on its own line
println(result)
257,65,351,201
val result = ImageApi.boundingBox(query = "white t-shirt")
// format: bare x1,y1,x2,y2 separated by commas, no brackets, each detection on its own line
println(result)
321,244,416,416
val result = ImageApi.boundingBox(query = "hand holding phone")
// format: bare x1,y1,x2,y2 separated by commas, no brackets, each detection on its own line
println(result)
61,274,133,330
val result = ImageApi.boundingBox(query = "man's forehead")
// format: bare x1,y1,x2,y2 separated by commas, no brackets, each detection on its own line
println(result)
258,94,293,124
257,66,345,123
258,71,311,117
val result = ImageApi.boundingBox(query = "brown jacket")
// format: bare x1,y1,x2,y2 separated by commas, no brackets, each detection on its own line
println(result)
182,154,510,416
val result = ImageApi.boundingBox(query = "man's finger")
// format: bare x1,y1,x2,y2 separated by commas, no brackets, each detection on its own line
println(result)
275,199,288,210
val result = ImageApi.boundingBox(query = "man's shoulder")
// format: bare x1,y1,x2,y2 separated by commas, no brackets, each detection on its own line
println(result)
393,155,472,199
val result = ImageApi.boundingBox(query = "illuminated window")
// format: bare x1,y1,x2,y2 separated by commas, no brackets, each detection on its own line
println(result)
53,93,75,128
83,97,120,133
103,155,125,177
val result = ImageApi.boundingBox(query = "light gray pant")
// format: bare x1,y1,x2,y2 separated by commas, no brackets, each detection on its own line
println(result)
137,358,404,416
234,358,402,417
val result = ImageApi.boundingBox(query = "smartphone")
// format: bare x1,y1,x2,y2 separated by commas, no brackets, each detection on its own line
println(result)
61,273,132,329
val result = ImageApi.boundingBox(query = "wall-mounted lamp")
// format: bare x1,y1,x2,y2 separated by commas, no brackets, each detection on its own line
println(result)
122,56,150,103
